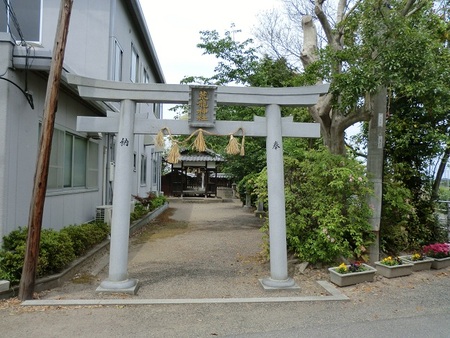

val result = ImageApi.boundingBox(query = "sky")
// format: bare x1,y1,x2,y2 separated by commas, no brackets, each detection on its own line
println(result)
140,0,281,86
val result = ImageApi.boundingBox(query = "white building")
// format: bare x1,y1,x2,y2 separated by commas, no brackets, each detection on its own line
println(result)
0,0,164,241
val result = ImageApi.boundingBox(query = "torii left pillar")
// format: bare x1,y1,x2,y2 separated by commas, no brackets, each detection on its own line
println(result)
97,99,139,293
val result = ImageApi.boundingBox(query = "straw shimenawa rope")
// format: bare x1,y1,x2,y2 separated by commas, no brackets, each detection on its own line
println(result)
157,127,245,164
192,129,207,152
226,135,240,155
167,141,180,164
240,134,245,156
226,128,245,156
155,128,166,148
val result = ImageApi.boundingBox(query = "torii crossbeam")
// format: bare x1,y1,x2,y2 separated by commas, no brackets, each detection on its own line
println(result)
68,74,329,293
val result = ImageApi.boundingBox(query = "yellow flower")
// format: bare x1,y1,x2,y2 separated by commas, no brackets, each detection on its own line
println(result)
337,263,348,274
380,256,401,266
411,253,422,261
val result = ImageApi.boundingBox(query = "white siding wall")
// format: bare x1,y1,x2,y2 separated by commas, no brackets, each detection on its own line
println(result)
2,69,104,232
0,0,163,240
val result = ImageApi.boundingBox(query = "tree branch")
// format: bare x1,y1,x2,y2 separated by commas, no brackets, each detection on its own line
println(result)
336,0,347,24
314,0,334,44
401,0,417,17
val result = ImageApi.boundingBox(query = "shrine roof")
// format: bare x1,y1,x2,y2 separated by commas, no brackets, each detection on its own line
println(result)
165,148,225,162
178,153,225,162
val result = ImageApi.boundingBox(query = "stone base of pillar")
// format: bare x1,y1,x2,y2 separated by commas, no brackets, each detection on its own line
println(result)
259,277,300,290
254,210,266,218
96,278,140,295
369,231,380,264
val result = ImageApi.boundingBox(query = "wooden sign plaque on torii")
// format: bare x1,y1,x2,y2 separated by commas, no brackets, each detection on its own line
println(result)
68,74,329,294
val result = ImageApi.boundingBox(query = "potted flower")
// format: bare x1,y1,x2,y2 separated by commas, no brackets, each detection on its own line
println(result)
328,261,377,287
399,252,433,271
422,243,450,269
375,256,413,278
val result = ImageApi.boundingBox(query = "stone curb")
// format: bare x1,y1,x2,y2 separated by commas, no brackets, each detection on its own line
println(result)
21,281,349,306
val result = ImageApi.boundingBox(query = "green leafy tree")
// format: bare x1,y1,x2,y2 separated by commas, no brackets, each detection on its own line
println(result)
256,0,449,157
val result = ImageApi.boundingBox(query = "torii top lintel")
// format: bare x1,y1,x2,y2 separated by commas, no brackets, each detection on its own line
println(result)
67,74,329,107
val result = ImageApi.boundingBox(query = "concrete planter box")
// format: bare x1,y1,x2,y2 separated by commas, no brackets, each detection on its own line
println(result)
399,255,433,271
375,261,413,278
328,264,376,287
430,257,450,270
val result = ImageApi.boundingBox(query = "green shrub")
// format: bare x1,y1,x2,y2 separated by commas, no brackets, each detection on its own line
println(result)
38,229,75,275
151,195,167,210
237,173,259,206
0,197,156,285
60,222,109,257
438,185,450,201
380,167,446,254
132,192,166,211
0,245,25,284
130,203,147,222
61,224,91,256
2,227,27,251
131,194,167,221
255,148,374,264
0,221,109,285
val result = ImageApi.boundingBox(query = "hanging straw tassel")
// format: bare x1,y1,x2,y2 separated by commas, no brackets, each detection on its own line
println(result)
167,142,181,164
226,134,240,155
155,129,165,148
240,134,245,156
193,129,207,152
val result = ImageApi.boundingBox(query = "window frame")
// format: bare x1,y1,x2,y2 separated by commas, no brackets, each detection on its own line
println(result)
112,39,123,81
1,0,42,43
47,126,99,191
130,44,139,83
140,154,147,185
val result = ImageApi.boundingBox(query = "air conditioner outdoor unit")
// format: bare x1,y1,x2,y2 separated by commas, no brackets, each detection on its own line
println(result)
96,205,113,224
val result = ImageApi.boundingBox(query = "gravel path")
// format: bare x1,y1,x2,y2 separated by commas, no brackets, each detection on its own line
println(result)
37,199,329,300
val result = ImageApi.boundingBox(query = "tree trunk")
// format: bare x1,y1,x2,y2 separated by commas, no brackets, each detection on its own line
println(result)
323,124,346,155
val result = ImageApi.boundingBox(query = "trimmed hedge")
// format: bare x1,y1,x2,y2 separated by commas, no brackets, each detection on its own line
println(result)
0,221,109,285
0,194,166,285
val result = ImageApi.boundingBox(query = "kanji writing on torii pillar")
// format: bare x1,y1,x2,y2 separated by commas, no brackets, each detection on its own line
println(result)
68,74,329,293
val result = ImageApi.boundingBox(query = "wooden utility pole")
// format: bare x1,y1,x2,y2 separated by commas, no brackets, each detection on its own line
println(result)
18,0,73,301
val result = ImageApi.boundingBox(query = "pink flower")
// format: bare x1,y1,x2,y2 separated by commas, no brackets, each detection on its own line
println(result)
423,243,450,259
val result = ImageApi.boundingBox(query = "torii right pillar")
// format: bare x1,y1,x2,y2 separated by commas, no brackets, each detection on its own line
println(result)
260,104,296,289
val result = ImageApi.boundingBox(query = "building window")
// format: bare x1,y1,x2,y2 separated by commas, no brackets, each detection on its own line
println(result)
152,151,158,185
140,154,147,185
0,0,41,42
87,140,99,188
143,68,149,84
48,128,99,190
113,39,123,81
130,44,139,83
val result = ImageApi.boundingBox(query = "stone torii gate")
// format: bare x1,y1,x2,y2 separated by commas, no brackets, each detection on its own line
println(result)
67,74,329,294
